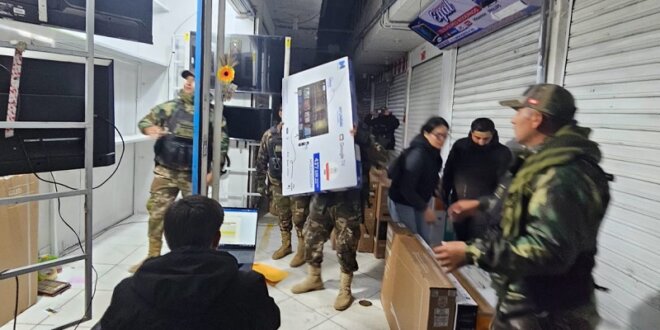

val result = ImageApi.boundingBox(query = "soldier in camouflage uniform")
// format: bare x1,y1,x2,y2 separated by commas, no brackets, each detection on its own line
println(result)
256,107,310,267
435,84,611,329
129,70,229,273
291,123,388,311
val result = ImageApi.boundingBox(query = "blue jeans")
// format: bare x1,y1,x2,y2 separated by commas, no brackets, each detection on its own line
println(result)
387,197,443,246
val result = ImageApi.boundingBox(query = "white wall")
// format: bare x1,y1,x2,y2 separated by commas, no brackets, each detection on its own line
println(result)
34,0,255,254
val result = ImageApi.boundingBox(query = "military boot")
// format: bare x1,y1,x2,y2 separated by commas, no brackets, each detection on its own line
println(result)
291,265,324,294
128,238,162,273
334,272,354,311
289,230,306,267
272,231,292,260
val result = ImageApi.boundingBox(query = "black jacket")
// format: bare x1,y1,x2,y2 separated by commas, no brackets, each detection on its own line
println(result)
364,114,400,150
99,248,280,330
388,134,443,211
441,132,511,205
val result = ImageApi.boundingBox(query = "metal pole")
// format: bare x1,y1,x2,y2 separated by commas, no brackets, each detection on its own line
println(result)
83,0,95,320
537,0,553,83
212,0,227,201
199,0,213,194
284,37,291,77
193,0,205,194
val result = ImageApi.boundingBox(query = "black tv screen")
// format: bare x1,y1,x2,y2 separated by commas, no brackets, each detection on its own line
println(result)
226,35,285,94
222,106,272,141
0,52,115,176
0,0,153,44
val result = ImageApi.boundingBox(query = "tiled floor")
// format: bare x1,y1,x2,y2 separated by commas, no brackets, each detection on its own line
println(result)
1,214,389,330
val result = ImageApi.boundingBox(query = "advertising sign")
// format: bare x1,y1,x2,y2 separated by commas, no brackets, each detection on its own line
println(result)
409,0,542,49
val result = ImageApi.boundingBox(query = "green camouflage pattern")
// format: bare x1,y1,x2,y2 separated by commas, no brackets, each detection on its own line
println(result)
256,124,283,192
303,189,362,273
147,165,193,250
270,183,310,233
138,90,229,162
465,125,610,327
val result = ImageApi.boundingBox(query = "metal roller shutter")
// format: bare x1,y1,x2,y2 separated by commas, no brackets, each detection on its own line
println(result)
374,80,389,110
563,1,660,328
387,73,407,153
451,14,541,142
405,55,443,147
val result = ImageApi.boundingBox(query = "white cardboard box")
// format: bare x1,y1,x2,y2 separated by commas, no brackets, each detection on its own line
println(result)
281,57,360,195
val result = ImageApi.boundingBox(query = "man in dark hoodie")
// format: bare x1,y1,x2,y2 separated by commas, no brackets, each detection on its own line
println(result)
99,195,280,330
441,118,511,241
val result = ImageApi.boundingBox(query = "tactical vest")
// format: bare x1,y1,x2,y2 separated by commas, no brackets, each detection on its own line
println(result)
154,100,194,171
267,126,283,180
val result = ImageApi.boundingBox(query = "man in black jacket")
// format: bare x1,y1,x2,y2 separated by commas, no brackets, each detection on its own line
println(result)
441,118,511,241
364,107,400,151
99,195,280,330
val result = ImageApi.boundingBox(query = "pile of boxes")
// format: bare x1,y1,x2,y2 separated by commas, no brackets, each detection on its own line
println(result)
0,175,39,325
382,221,496,330
358,170,390,258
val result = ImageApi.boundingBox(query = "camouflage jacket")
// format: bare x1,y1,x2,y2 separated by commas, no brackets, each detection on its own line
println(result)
256,123,283,192
465,125,611,315
138,90,230,169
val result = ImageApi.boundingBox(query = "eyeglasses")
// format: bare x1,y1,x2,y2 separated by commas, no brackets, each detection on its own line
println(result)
431,131,449,140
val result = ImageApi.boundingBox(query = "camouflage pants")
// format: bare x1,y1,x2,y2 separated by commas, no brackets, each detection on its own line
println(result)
303,189,362,273
147,165,192,251
270,184,310,234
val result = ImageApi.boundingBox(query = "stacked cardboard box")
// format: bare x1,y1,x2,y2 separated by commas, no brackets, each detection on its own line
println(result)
454,267,496,330
382,233,457,329
0,175,39,325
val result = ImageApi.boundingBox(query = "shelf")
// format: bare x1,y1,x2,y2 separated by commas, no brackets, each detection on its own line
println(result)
0,19,168,67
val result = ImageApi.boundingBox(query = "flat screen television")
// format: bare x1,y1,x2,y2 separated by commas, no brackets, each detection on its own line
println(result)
0,51,115,176
0,0,153,44
222,106,272,141
227,35,285,94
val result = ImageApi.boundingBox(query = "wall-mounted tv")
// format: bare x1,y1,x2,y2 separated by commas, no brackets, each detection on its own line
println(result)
0,51,116,176
0,0,153,44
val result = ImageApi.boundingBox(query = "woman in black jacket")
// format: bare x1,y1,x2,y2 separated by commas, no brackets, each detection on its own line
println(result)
388,117,449,244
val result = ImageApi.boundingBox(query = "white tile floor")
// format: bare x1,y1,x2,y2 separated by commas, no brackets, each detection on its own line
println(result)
1,214,390,330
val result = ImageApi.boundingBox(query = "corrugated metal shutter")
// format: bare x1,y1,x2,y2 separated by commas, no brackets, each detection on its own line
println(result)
405,55,443,147
451,14,541,142
563,1,660,328
387,72,407,153
374,80,389,110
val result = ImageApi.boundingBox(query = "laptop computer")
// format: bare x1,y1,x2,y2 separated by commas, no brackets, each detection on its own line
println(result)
218,207,258,267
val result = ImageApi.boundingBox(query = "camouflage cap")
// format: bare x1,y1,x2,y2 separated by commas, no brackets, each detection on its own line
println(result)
499,84,576,121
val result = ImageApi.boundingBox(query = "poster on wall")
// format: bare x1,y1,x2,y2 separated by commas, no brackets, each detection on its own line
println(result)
281,57,361,196
409,0,542,49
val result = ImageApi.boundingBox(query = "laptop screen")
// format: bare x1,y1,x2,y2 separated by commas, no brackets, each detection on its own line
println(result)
219,208,258,247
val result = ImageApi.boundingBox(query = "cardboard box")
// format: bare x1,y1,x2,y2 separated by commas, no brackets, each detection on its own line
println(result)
454,267,496,330
447,274,479,330
363,207,377,235
357,224,375,253
0,175,39,325
385,221,413,261
373,217,389,259
375,184,390,219
381,234,457,330
282,57,360,195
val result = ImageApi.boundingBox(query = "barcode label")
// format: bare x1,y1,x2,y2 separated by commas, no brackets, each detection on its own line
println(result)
433,307,450,327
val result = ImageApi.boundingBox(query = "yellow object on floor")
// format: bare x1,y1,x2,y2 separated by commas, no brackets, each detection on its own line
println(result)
252,262,289,286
